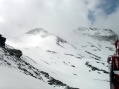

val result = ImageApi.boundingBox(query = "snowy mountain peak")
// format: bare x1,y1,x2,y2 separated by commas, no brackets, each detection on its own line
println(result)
26,28,48,35
6,27,115,89
74,27,118,41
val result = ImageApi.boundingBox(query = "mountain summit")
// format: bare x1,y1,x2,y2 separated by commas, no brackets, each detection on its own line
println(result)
75,27,118,40
26,28,48,35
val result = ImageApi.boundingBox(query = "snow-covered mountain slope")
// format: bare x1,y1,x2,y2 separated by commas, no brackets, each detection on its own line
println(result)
66,27,118,61
8,28,76,54
0,45,78,89
6,27,118,89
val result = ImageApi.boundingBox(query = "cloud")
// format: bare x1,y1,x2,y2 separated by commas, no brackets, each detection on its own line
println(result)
0,16,5,23
0,0,119,38
93,6,119,32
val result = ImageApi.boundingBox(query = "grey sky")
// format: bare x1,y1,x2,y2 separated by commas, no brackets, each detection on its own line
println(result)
0,0,119,38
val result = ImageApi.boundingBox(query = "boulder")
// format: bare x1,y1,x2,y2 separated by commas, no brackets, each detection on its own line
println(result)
8,49,22,58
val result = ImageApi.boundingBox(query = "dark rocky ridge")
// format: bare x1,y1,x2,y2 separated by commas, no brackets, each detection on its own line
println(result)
0,34,6,46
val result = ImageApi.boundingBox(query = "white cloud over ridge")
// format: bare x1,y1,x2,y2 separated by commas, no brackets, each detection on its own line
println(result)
0,0,119,38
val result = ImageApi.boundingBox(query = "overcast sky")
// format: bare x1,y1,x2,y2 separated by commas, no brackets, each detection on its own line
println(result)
0,0,119,38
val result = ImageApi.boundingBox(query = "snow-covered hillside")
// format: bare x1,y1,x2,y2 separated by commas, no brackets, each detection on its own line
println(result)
0,45,79,89
67,27,118,62
6,27,118,89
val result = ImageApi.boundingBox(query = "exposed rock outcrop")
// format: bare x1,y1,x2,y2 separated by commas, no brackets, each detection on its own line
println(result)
8,49,22,58
0,34,6,46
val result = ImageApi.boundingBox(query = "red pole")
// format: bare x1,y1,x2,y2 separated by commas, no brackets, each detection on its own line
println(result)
113,54,119,89
110,40,119,89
